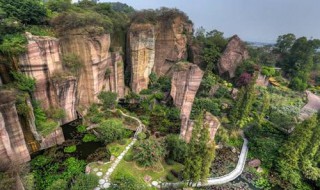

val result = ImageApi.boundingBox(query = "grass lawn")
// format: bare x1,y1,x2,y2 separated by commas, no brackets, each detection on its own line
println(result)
111,151,184,186
107,138,132,157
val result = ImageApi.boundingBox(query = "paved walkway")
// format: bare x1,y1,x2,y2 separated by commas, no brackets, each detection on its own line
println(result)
89,109,249,189
90,109,143,190
158,138,249,188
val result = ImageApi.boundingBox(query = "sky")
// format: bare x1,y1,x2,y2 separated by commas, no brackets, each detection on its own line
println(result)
98,0,320,43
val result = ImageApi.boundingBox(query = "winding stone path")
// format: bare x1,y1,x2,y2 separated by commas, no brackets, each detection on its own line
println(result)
91,109,144,189
89,109,249,189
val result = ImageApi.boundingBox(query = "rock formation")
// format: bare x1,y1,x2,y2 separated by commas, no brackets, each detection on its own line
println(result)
60,33,111,108
170,62,204,139
0,90,30,170
128,24,155,93
184,112,221,143
154,17,193,76
106,52,126,98
218,35,249,78
127,15,193,92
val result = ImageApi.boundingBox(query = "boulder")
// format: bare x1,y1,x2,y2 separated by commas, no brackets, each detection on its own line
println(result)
248,159,261,168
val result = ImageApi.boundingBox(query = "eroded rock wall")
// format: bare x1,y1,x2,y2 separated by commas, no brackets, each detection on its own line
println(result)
106,52,126,98
128,24,155,93
60,33,111,107
218,35,249,78
154,17,193,76
0,90,30,170
170,62,203,139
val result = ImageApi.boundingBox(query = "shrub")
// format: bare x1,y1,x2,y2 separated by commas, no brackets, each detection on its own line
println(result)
97,119,131,143
137,132,147,140
64,145,77,153
166,159,175,165
46,107,66,120
90,115,103,124
26,25,56,37
76,125,87,133
109,171,148,190
124,153,133,162
119,139,127,145
82,134,98,142
132,138,166,167
46,179,68,190
62,53,83,75
166,173,175,182
11,71,35,93
165,134,188,163
98,91,117,110
261,66,276,77
71,173,99,190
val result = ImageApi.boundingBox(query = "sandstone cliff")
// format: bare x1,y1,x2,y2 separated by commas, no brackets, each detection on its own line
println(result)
0,90,30,170
128,24,155,93
154,17,193,76
170,62,204,139
218,35,249,78
127,15,193,92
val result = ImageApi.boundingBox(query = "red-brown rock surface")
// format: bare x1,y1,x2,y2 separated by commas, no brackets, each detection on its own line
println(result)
170,62,204,139
128,24,155,93
154,17,193,76
218,35,249,78
0,90,30,170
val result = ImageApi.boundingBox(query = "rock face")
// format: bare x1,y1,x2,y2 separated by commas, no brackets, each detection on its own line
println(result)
218,35,249,78
184,112,221,143
106,52,126,98
60,33,111,108
154,17,193,76
127,16,193,92
299,91,320,120
170,62,204,139
128,24,155,93
0,90,30,170
256,73,269,87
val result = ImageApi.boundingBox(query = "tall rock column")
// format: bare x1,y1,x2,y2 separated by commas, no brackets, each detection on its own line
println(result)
218,35,249,78
0,90,30,170
154,17,193,76
170,62,204,139
106,52,126,98
128,24,155,93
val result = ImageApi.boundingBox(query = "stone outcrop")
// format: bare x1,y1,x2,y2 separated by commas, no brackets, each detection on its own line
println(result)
60,33,111,108
128,24,155,93
256,73,269,87
0,90,30,170
184,112,221,143
154,17,193,76
218,35,249,78
170,62,204,139
299,91,320,120
106,52,126,98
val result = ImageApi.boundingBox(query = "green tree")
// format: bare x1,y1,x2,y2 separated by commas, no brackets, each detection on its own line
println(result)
165,134,188,163
97,119,131,143
132,138,166,167
275,33,296,54
70,173,99,190
98,91,118,110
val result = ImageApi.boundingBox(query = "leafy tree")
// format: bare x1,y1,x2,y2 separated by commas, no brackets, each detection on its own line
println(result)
97,119,131,143
132,138,166,167
98,91,118,110
0,0,48,25
46,0,73,13
165,134,188,163
275,33,296,54
109,171,149,190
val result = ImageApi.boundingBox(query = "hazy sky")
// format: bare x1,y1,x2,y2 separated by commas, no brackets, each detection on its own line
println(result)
100,0,320,43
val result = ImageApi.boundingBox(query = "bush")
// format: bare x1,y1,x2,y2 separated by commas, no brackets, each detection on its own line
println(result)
109,171,148,190
26,25,56,36
119,139,127,145
46,107,66,121
11,71,35,93
261,66,276,77
166,159,175,165
97,119,131,143
76,125,87,133
165,134,188,163
191,98,221,119
166,173,175,182
82,134,98,142
124,153,133,162
137,132,147,140
132,138,166,167
71,173,99,190
98,91,117,110
64,145,77,153
62,53,83,75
